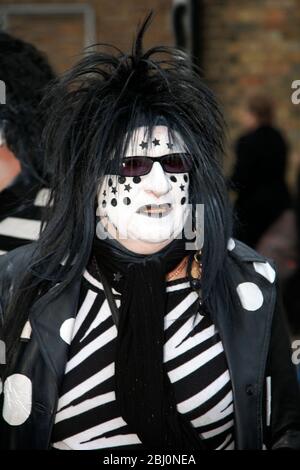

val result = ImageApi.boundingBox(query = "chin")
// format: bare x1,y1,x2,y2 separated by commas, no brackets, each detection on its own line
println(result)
121,238,172,255
129,216,177,242
130,228,185,245
129,232,170,244
130,227,176,243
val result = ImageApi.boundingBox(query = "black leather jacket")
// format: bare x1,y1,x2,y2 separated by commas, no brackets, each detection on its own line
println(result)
0,240,300,450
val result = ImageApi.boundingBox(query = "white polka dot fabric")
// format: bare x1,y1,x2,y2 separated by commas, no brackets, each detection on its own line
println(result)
227,238,235,251
59,318,75,345
20,321,32,340
236,282,264,312
253,262,276,284
3,374,32,426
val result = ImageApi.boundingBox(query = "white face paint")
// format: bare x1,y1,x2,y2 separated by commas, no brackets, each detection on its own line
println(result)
96,126,190,254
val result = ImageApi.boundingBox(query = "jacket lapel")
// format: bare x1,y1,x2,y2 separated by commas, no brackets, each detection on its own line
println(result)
29,279,82,387
216,252,276,449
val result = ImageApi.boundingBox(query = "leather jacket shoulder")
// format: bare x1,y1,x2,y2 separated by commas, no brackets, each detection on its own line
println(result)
0,243,38,330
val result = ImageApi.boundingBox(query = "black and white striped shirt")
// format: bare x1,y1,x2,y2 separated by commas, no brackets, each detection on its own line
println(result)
0,186,49,255
52,268,235,450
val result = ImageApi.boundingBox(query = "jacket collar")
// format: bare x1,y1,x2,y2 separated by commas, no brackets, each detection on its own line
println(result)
228,238,267,263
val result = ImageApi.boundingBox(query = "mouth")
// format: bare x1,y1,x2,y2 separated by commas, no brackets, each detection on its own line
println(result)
136,203,172,218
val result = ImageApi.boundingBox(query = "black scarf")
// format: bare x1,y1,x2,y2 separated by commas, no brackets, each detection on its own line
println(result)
92,232,206,451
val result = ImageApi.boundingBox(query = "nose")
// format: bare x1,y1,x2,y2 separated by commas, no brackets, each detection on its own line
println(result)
142,161,172,198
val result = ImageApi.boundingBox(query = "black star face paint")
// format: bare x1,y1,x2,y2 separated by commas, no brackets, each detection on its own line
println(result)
96,126,190,251
139,140,148,150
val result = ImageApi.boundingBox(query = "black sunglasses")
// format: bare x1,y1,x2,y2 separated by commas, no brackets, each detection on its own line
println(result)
120,153,192,177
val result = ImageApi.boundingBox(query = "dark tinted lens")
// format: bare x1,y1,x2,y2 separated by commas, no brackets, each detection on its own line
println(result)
162,153,192,173
120,157,152,176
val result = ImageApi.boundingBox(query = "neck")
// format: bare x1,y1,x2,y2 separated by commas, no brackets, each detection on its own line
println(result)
166,255,189,281
93,227,189,290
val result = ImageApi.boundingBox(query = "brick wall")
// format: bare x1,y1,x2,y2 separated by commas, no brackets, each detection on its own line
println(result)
8,12,85,73
1,0,174,74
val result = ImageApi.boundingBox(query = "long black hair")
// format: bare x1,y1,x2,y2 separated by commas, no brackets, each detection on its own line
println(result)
5,14,234,361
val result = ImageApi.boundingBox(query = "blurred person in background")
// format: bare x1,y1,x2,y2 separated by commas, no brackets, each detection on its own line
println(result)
230,94,291,249
0,32,55,255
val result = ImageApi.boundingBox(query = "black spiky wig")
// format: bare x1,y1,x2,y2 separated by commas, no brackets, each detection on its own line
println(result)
5,14,235,360
0,31,55,181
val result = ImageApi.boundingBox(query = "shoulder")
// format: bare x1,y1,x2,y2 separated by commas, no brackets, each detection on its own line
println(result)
271,127,288,149
236,131,255,150
227,237,275,267
226,238,277,306
218,240,280,352
0,243,38,286
0,243,39,328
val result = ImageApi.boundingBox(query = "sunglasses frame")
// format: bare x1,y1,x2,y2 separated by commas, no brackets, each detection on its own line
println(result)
119,153,192,177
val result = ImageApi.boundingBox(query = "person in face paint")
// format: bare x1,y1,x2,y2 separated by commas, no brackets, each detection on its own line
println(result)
1,15,300,452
